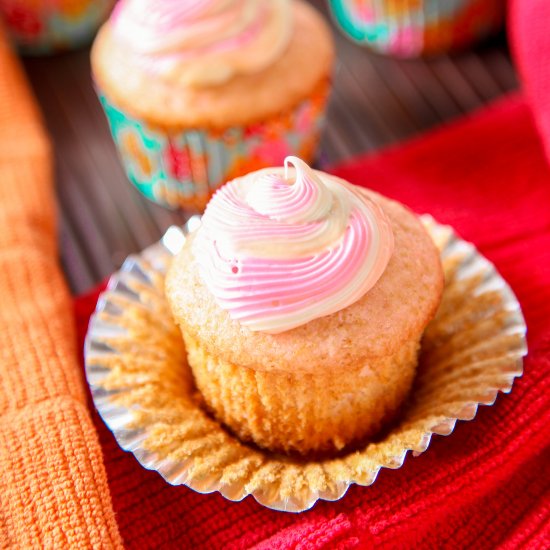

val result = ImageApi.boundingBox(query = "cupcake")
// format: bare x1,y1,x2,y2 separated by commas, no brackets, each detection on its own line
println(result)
0,0,113,54
91,1,334,211
328,0,504,57
166,156,444,456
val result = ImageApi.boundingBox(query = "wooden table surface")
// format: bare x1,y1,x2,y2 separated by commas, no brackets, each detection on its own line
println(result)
22,3,518,295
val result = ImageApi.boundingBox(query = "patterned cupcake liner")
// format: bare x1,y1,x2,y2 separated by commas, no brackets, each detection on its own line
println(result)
97,81,330,211
0,0,114,54
328,0,504,56
85,216,527,513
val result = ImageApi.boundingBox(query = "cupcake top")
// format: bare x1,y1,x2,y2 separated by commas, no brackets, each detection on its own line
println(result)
193,157,394,333
110,0,292,87
167,159,443,373
91,0,334,127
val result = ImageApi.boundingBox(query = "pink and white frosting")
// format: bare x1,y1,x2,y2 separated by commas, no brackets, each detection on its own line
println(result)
192,157,395,333
110,0,292,87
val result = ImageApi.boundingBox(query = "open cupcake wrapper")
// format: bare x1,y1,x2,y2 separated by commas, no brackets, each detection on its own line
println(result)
85,215,526,513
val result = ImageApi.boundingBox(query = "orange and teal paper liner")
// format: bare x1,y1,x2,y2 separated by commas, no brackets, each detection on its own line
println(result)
0,0,114,54
98,81,330,211
328,0,504,56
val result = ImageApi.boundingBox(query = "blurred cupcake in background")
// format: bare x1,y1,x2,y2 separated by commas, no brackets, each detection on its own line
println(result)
91,0,334,211
328,0,504,57
0,0,114,54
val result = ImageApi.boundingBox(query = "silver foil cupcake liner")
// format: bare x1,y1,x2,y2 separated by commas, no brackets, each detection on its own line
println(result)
84,215,526,512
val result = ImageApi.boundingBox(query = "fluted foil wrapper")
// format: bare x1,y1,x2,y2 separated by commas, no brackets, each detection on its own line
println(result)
85,215,526,512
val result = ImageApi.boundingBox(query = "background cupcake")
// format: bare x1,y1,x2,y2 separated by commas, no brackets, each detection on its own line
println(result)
91,0,334,211
328,0,504,57
0,0,114,54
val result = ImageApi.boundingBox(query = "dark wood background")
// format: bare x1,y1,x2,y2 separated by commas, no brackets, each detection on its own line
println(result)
22,3,518,294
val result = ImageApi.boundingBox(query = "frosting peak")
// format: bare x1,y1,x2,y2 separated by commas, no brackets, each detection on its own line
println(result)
246,157,333,224
111,0,292,87
193,157,394,333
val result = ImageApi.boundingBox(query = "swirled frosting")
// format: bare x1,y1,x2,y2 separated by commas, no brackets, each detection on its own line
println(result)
110,0,292,87
192,157,395,333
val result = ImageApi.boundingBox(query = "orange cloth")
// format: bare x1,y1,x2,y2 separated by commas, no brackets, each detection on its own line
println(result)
0,29,122,548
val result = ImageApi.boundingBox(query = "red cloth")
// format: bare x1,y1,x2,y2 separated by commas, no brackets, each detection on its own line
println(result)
510,0,550,165
76,94,550,549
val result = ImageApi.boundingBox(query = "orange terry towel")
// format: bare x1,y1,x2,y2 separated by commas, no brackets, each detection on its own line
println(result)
0,28,122,548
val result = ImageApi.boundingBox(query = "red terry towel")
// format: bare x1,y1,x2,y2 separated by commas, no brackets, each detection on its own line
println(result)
77,93,550,549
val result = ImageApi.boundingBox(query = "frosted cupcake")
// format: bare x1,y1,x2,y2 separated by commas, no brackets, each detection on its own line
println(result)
91,1,334,210
328,0,504,57
166,157,443,456
0,0,113,54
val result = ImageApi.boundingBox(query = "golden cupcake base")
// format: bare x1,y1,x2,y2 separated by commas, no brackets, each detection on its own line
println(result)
85,216,526,512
